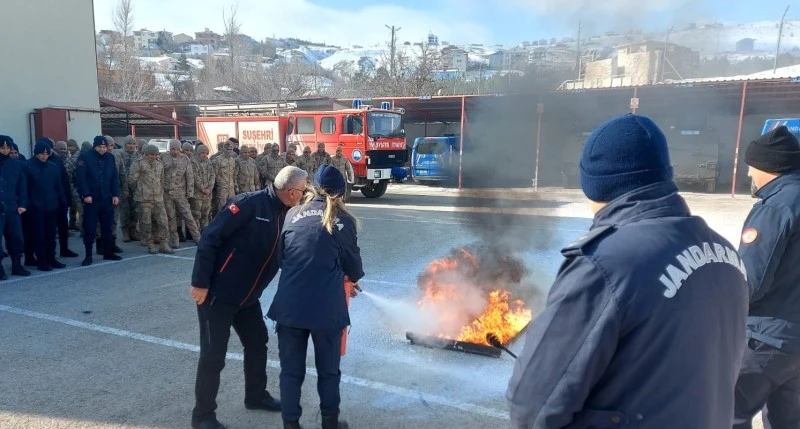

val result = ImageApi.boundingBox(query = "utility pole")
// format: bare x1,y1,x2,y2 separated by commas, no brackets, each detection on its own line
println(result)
661,27,673,82
385,25,401,77
575,21,582,81
774,5,790,74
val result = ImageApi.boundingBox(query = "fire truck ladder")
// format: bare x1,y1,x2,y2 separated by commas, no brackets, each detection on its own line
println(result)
198,102,298,117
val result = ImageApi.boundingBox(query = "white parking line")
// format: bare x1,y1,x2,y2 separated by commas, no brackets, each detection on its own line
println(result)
1,254,153,284
0,304,509,420
156,254,195,261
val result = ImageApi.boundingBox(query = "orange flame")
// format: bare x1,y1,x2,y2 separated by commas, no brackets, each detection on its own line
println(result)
417,248,532,346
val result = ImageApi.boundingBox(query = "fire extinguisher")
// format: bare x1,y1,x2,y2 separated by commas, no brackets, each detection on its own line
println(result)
341,280,362,357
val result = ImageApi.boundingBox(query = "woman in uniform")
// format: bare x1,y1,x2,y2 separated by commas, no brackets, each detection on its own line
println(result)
268,164,364,429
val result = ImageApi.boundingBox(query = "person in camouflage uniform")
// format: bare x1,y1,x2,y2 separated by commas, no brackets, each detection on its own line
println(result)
161,139,200,248
128,144,173,254
209,142,225,161
331,145,355,201
296,145,316,177
190,145,215,231
67,142,94,236
211,142,237,214
258,143,288,187
254,143,270,168
311,142,332,174
117,136,140,242
178,142,197,241
66,139,80,230
235,146,260,194
285,146,300,167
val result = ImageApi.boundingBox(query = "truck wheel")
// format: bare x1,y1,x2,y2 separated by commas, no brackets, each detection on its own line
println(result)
705,180,716,193
361,181,388,198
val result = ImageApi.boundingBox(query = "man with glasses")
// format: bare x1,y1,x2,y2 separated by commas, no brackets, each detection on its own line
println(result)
189,166,308,429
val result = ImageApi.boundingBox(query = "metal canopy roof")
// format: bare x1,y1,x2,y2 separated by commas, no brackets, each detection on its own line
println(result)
99,97,193,127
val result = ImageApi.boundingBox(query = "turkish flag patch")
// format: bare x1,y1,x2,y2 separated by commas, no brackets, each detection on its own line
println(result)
741,228,758,244
228,203,240,215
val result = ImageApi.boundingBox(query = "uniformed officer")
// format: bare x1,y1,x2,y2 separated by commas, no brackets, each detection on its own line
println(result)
24,141,67,271
75,136,122,266
506,114,750,429
0,135,30,279
268,164,364,429
733,125,800,429
189,166,308,429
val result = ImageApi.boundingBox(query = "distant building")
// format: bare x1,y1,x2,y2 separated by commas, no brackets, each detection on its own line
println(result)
189,44,212,56
488,50,505,69
736,38,756,52
440,46,468,76
575,41,699,89
173,33,193,44
195,28,222,48
133,29,159,49
428,32,439,46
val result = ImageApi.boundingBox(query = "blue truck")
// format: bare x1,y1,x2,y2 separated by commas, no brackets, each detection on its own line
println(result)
410,135,460,185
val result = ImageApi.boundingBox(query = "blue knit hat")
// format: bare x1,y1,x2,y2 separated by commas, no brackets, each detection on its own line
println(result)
580,114,673,202
93,135,108,148
314,164,346,196
34,141,50,155
38,137,54,148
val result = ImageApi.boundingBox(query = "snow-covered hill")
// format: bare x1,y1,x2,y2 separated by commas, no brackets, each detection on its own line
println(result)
272,20,800,73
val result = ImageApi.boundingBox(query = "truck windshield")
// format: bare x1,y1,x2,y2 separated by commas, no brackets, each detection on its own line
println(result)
367,112,404,138
415,140,449,155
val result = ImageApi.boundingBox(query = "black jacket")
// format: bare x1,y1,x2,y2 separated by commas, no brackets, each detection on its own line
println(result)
742,172,800,352
25,157,66,212
191,186,288,307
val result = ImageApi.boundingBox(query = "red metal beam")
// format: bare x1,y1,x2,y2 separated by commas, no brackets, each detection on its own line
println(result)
458,96,465,190
732,81,749,197
534,100,543,190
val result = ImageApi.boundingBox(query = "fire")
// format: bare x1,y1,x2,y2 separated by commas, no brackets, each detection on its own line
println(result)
416,247,533,346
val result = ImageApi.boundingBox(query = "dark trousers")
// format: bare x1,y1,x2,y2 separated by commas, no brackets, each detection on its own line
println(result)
733,338,800,429
82,201,114,248
28,208,57,264
56,204,69,251
277,325,342,422
21,211,34,260
0,209,24,259
192,299,269,423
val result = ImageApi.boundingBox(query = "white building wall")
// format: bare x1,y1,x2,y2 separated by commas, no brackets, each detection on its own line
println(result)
0,0,100,156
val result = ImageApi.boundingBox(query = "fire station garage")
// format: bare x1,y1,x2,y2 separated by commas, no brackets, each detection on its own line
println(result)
0,0,101,157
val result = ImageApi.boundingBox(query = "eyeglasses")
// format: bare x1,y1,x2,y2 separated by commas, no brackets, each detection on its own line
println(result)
288,188,307,196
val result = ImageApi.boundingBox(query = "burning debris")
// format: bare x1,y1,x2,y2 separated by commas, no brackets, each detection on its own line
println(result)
406,246,534,357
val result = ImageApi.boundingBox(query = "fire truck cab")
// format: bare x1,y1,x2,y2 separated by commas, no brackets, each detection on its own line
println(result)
288,101,408,198
195,101,408,198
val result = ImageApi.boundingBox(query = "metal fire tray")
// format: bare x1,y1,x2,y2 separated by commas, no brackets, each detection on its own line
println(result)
405,331,502,358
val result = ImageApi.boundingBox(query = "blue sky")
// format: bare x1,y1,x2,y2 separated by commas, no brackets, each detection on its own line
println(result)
93,0,796,47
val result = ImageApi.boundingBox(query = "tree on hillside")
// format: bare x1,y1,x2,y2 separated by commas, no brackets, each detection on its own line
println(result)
98,0,162,101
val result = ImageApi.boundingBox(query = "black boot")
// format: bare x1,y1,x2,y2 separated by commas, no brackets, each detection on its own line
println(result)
283,421,302,429
24,254,38,267
96,238,103,255
11,257,30,276
178,228,187,243
82,244,93,266
321,415,349,429
111,237,123,253
59,236,78,258
49,257,66,269
103,239,122,261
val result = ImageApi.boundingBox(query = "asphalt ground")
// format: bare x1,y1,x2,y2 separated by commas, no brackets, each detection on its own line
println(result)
0,186,762,429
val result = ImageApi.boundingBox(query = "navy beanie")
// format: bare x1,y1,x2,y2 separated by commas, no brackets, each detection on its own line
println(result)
0,135,11,149
93,135,108,148
314,164,346,196
580,114,673,202
34,142,50,155
745,125,800,173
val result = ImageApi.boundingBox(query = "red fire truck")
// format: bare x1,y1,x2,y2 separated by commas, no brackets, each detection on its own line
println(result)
196,101,407,198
